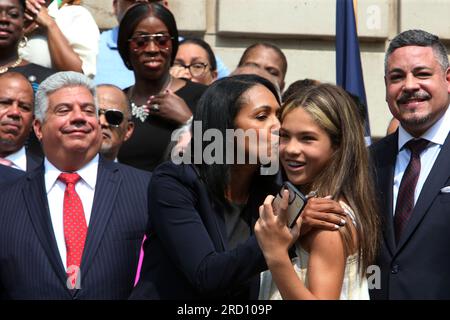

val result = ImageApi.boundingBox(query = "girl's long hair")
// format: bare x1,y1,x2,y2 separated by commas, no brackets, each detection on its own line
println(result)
281,84,379,276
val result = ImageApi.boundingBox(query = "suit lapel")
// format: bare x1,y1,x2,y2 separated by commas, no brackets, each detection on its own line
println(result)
397,133,450,251
23,168,68,287
26,150,43,172
80,159,120,279
190,164,227,250
211,200,227,250
373,133,398,256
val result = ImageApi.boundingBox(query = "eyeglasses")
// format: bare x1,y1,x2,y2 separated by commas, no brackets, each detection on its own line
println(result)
128,33,173,52
171,62,209,78
98,108,125,127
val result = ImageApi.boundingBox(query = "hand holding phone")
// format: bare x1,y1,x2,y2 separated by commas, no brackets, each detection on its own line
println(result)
272,182,308,228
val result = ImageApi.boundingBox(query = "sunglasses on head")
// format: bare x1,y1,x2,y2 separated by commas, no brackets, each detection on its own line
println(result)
98,108,125,127
128,33,173,52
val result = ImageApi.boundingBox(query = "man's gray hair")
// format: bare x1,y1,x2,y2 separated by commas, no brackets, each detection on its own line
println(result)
385,29,449,74
35,71,97,122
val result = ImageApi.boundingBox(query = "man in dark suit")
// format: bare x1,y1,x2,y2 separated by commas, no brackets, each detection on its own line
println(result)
370,29,450,299
0,71,150,299
0,72,42,172
0,164,25,188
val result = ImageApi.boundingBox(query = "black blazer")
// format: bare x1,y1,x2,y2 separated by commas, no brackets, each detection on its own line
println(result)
0,150,40,188
130,161,280,299
0,165,25,188
26,149,42,172
0,158,151,299
369,131,450,299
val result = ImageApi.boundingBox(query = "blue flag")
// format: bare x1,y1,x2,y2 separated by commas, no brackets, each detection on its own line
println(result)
336,0,371,142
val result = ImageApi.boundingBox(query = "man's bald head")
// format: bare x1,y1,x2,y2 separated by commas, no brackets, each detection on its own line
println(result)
96,84,134,161
0,72,34,157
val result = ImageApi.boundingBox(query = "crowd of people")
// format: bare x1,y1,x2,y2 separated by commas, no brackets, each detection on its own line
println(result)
0,0,449,300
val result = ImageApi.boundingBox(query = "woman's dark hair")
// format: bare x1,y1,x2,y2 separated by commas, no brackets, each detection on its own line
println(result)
117,2,179,70
18,0,26,13
192,74,280,206
179,37,217,71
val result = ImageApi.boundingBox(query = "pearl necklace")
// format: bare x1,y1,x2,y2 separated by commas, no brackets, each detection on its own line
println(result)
130,76,173,122
0,57,23,74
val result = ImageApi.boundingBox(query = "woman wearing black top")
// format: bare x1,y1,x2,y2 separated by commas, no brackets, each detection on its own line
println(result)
131,75,282,299
116,2,206,171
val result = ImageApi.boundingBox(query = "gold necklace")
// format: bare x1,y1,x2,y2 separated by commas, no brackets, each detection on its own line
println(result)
0,57,23,74
130,75,173,122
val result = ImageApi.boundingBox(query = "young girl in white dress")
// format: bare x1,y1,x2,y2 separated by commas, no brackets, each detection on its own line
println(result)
256,83,379,300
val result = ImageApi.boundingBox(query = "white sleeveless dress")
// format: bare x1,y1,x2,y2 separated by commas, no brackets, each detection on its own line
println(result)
259,202,370,300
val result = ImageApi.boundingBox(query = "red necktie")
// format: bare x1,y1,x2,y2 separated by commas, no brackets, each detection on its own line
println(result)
394,138,429,243
58,173,87,289
0,157,13,167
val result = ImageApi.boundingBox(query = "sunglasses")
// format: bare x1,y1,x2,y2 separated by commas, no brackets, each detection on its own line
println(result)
128,33,173,52
98,108,125,127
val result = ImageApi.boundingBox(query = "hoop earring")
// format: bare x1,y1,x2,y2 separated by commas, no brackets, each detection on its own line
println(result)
19,36,28,48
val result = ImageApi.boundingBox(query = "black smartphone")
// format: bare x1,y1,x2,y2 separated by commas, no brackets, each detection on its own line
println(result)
272,182,307,228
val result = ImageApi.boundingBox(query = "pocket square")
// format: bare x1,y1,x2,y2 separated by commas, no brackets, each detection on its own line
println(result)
441,186,450,193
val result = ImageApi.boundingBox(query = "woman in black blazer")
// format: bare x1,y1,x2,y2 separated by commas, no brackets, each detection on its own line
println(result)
131,75,282,299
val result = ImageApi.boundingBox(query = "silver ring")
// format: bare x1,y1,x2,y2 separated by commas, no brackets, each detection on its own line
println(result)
151,104,160,112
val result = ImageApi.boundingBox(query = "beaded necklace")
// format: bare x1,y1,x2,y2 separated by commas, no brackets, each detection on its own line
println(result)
130,75,173,122
0,57,23,74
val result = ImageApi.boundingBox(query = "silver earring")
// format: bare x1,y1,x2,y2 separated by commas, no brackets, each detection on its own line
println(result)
19,36,28,48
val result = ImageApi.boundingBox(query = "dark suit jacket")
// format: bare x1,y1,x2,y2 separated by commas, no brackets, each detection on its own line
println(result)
26,149,42,172
130,161,280,299
0,150,40,188
369,131,450,299
0,165,25,188
0,157,151,299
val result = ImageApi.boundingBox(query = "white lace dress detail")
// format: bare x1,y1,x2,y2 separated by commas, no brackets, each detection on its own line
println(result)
259,202,370,300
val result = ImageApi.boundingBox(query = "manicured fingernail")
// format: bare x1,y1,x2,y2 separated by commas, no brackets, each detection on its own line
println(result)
334,224,340,229
340,219,346,226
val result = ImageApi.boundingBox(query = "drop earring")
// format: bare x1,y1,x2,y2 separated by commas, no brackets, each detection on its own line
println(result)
19,36,29,48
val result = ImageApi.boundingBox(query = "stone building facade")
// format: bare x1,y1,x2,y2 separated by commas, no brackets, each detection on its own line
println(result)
83,0,450,138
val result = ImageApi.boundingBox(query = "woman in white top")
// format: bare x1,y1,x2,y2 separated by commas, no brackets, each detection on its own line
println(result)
256,83,379,300
20,0,99,77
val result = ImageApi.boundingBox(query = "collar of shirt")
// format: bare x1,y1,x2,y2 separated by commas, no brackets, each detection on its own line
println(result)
44,154,99,194
5,146,27,171
398,104,450,152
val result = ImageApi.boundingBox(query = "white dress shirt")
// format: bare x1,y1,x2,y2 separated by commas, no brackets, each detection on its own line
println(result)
393,106,450,214
19,1,100,78
45,155,99,268
5,146,27,171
